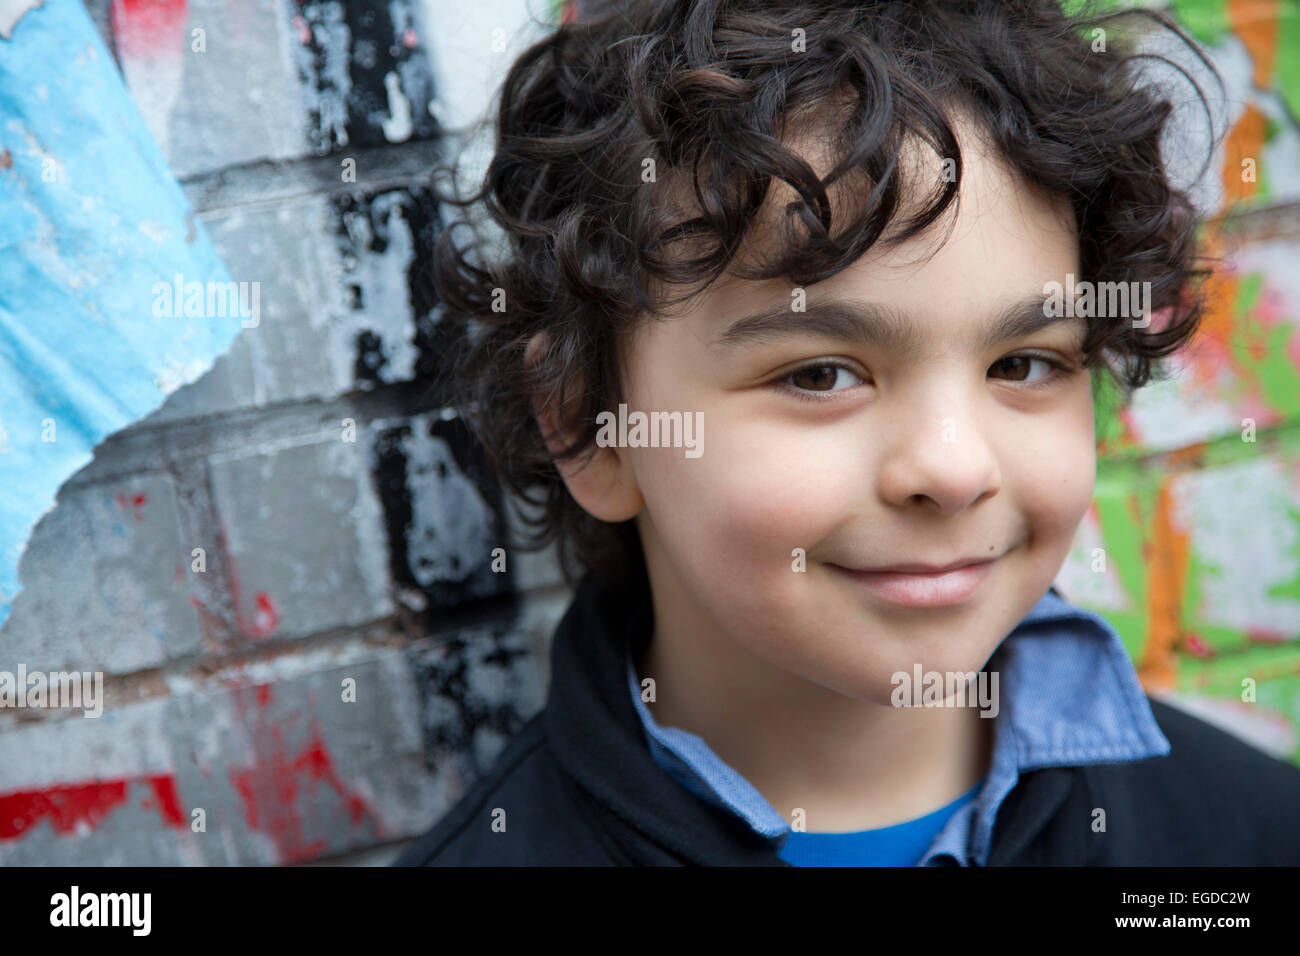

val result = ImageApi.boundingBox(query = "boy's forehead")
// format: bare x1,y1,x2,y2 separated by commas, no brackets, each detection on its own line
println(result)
652,111,1078,341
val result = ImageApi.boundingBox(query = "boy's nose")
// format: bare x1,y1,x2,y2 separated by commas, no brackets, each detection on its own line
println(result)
875,407,1002,516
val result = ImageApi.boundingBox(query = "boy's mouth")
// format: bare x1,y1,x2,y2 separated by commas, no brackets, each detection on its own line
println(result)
829,556,998,608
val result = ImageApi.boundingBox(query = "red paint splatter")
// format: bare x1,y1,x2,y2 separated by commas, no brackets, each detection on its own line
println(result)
1183,631,1213,658
402,27,418,48
292,14,311,45
182,526,281,642
0,774,185,841
139,776,186,826
115,491,148,521
226,683,382,864
250,592,280,639
190,524,280,640
111,0,189,62
1246,627,1288,644
561,0,579,25
0,149,12,169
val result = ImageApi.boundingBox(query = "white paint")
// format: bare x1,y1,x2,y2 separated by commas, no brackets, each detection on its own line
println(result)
382,70,413,142
0,0,45,41
334,192,420,384
1139,30,1253,219
1175,459,1300,634
1124,352,1242,453
138,220,171,243
419,0,547,134
0,694,173,789
152,356,209,395
1230,239,1300,317
403,426,494,586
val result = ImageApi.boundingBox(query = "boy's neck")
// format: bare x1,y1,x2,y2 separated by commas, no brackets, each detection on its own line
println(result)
633,584,997,834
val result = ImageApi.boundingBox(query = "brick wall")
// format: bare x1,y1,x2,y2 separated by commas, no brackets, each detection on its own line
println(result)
1055,0,1300,764
0,0,573,865
1,0,1297,866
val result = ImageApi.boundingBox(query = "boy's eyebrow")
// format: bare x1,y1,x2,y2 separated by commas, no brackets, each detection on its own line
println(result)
710,293,1085,360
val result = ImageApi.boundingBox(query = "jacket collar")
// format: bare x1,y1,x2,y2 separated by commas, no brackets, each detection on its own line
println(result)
961,585,1171,864
543,570,789,864
542,571,1168,865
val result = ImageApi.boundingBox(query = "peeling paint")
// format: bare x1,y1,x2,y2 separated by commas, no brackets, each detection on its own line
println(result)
0,0,46,40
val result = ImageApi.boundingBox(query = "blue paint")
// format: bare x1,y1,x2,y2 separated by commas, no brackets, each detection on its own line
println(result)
0,0,245,626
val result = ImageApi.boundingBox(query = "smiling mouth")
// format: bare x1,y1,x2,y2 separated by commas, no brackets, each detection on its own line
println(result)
830,556,999,608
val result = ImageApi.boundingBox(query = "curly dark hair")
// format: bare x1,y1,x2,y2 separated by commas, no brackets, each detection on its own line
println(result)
425,0,1220,587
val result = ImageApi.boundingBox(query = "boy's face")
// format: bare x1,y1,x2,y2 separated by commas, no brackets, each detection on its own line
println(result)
580,118,1094,705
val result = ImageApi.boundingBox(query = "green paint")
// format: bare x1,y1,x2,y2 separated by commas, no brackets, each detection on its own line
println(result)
1179,649,1300,764
1053,2,1300,763
1061,0,1131,18
1094,403,1300,470
1266,499,1300,604
1202,419,1300,468
1105,608,1152,666
1259,677,1300,765
1170,0,1231,46
1179,540,1235,650
1091,364,1129,449
1229,274,1300,421
1172,0,1300,130
1190,619,1252,655
1091,469,1156,660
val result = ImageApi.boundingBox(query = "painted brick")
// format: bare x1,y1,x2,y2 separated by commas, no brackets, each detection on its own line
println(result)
0,644,457,865
0,616,554,864
1,473,202,675
369,410,515,611
205,433,394,642
145,183,447,426
108,0,440,180
405,613,547,786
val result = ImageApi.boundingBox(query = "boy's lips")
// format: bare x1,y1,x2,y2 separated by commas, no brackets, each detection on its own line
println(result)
860,556,998,574
831,556,999,608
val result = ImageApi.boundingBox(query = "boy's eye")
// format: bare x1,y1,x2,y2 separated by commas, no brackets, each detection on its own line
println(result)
784,362,866,394
987,353,1067,387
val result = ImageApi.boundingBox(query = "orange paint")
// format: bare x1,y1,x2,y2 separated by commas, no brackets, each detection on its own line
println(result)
1228,0,1280,90
1184,232,1239,390
1221,102,1268,206
1138,479,1190,691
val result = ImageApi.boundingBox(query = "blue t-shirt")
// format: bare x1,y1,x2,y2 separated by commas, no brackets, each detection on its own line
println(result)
777,779,984,866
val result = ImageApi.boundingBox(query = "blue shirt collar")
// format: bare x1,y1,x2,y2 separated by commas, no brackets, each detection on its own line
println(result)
625,585,1171,864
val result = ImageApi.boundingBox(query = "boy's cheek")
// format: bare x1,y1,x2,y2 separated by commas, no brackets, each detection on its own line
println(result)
1008,425,1097,529
644,439,843,551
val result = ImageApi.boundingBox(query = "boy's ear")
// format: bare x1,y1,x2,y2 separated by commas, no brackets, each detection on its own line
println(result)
524,332,644,523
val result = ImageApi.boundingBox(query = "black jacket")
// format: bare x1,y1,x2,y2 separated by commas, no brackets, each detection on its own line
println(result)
395,571,1300,866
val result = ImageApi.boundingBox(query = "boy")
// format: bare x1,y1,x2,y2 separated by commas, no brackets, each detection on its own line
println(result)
395,0,1300,865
